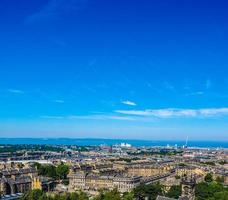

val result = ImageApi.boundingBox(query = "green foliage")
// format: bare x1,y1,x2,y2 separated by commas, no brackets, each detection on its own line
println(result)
34,162,69,180
20,190,88,200
94,188,121,200
34,163,57,179
166,185,181,199
77,146,89,152
175,175,181,179
203,161,216,166
133,183,163,200
0,145,63,153
21,189,43,200
204,173,213,183
218,160,227,165
122,192,134,200
129,150,182,157
117,157,140,163
178,163,187,167
195,181,227,200
213,191,228,200
216,176,225,184
78,191,89,200
133,183,147,200
56,163,70,180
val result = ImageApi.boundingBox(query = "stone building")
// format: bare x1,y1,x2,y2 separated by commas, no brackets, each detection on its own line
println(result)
113,175,141,193
68,171,141,193
0,168,37,195
156,176,196,200
127,164,172,177
0,167,55,196
176,166,205,177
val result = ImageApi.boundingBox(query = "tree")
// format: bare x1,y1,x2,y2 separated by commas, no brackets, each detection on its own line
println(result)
70,192,79,200
78,190,89,200
195,181,226,200
205,173,213,183
56,163,69,180
94,189,121,200
122,192,134,200
214,191,228,200
133,183,163,200
166,185,181,199
34,163,57,179
133,183,147,200
216,176,225,184
145,183,163,200
195,182,211,200
22,189,43,200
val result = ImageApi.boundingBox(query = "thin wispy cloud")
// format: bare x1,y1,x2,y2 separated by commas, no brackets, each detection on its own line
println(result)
185,91,204,96
40,107,228,122
69,115,136,121
122,100,137,106
53,100,65,103
41,114,136,121
41,115,64,119
115,108,228,118
163,81,175,91
8,89,25,94
26,0,87,23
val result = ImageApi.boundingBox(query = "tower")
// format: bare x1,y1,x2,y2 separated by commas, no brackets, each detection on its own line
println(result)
184,136,189,149
181,175,196,200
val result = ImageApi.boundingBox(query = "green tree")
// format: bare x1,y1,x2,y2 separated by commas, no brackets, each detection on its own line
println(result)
166,185,181,199
133,183,147,200
22,189,43,200
94,189,121,200
195,182,210,200
70,192,79,200
216,176,225,184
214,191,228,200
195,181,227,200
145,183,163,200
133,183,163,200
56,163,69,180
34,163,57,179
122,192,134,200
205,173,213,183
78,190,89,200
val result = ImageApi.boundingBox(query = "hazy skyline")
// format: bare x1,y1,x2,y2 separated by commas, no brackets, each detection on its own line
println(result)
0,0,228,140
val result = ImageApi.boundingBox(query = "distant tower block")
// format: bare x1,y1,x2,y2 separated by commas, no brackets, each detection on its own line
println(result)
181,176,196,200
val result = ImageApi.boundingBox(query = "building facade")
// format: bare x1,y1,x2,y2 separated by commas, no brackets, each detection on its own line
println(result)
68,172,141,193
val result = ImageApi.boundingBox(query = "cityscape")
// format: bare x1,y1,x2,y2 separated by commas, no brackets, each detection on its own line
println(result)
0,0,228,199
0,141,227,200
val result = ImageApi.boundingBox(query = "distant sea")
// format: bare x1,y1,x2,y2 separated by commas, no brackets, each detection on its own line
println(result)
0,138,227,148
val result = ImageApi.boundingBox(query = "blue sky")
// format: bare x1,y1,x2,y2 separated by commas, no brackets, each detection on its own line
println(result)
0,0,228,140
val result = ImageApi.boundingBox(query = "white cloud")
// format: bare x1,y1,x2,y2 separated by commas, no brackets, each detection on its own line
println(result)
163,81,175,91
53,100,65,103
41,114,136,121
115,108,228,118
41,115,64,119
8,89,24,94
199,108,228,116
122,100,137,106
68,115,136,121
185,91,204,96
39,108,228,122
